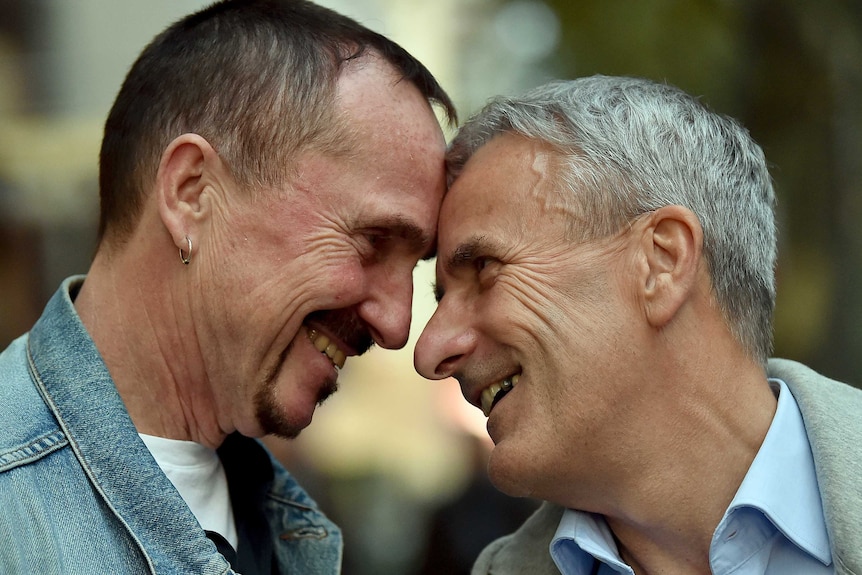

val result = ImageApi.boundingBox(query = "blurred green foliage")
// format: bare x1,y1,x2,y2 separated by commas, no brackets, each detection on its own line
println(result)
532,0,862,383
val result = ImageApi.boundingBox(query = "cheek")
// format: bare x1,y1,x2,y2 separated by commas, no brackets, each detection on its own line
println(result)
301,253,368,308
478,282,561,357
226,248,365,326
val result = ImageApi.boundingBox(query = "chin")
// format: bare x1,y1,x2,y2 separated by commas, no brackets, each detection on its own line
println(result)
257,408,309,440
253,381,312,440
486,446,539,499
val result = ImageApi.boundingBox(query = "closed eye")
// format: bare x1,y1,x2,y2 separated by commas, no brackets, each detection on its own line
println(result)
366,232,391,247
432,280,444,303
475,256,493,273
445,236,504,276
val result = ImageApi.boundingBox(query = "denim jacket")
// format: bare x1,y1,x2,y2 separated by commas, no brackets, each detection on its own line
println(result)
0,276,343,574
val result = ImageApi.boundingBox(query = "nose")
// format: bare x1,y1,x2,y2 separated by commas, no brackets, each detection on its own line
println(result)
414,304,477,380
357,266,414,350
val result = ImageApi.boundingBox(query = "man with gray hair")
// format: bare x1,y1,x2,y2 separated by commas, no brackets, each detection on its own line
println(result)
415,75,861,574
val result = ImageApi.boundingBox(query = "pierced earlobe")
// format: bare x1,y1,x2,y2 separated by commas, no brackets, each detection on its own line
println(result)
179,235,192,265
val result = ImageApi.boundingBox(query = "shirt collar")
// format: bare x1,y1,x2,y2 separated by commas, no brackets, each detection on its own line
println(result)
719,377,831,563
550,378,831,574
551,510,630,575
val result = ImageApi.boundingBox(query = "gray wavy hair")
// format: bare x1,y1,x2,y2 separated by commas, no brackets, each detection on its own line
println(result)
448,75,777,364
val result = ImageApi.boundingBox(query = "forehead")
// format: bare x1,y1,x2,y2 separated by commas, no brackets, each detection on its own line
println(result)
439,134,567,249
336,55,446,155
311,55,447,248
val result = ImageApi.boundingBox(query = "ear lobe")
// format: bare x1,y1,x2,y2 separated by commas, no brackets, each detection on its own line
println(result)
641,205,703,328
156,133,220,251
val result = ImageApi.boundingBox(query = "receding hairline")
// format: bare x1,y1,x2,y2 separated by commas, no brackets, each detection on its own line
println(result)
96,0,457,249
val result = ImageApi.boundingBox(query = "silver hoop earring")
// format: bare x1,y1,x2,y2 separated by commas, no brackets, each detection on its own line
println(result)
179,235,192,265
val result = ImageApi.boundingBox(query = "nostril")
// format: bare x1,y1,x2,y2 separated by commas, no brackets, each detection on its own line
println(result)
435,355,463,379
414,322,474,380
369,324,407,351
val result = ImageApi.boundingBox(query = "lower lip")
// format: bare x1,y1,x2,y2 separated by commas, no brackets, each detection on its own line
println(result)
294,333,337,388
486,413,502,444
485,388,516,440
312,348,338,379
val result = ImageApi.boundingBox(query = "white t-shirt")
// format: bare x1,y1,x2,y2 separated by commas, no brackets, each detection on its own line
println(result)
139,434,239,550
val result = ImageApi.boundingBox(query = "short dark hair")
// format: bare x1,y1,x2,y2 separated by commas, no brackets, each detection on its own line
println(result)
98,0,456,244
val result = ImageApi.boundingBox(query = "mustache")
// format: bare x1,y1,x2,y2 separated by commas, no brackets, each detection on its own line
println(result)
305,308,375,355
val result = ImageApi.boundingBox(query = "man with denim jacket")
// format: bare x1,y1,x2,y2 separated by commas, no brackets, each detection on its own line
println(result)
0,1,455,573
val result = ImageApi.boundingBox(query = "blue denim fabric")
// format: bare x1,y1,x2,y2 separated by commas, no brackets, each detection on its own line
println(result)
0,276,342,574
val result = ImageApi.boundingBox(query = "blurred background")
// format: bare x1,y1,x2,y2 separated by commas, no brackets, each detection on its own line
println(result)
0,0,860,573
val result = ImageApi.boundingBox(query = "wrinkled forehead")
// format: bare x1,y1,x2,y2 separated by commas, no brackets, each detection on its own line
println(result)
439,134,570,248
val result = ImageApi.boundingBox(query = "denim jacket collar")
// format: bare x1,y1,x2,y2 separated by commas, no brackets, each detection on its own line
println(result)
26,276,342,574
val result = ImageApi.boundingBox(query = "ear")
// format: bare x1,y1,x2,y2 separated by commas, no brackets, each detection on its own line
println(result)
155,133,221,254
639,205,703,328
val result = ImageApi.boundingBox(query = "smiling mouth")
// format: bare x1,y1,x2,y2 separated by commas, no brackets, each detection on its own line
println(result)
479,374,520,417
307,328,347,370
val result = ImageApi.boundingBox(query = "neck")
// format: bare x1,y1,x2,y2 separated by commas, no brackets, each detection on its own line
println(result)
600,351,777,574
75,240,227,449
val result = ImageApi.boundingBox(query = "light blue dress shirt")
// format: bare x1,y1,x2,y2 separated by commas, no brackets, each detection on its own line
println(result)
550,379,834,574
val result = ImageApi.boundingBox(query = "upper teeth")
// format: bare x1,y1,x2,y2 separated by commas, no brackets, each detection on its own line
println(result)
480,374,519,417
307,328,346,370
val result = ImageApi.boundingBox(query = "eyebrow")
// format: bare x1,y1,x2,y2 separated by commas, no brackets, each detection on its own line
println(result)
372,216,436,259
443,235,501,273
432,236,500,302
